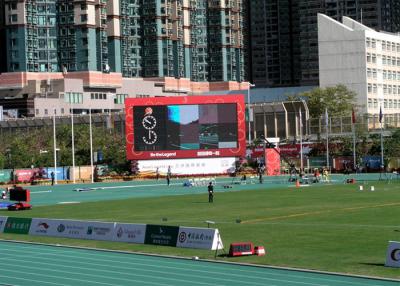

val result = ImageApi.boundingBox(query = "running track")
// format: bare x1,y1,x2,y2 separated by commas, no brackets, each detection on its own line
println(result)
0,241,397,286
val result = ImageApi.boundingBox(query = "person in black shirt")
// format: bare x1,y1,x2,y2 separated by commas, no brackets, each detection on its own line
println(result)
51,171,55,186
208,182,214,203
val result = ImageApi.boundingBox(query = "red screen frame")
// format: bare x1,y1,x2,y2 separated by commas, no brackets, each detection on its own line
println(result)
125,95,246,160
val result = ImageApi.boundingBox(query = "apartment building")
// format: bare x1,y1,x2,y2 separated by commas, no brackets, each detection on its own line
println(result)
318,13,400,124
0,0,246,117
248,0,400,87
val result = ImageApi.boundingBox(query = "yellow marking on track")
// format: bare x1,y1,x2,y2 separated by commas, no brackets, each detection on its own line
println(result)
242,202,400,224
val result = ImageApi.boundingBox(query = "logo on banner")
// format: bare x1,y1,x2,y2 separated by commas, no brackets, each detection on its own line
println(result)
391,248,400,261
38,222,49,229
179,231,187,243
117,227,123,238
57,224,66,233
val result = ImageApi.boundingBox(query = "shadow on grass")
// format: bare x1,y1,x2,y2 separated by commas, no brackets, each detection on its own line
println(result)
359,262,386,267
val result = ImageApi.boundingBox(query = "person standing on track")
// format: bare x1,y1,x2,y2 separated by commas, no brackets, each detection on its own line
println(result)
208,182,214,203
166,166,172,186
51,171,55,186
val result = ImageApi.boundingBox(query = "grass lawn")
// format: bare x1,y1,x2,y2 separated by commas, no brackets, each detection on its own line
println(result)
1,180,400,280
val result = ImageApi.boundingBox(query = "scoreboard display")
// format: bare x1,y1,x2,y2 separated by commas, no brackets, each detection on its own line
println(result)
125,95,246,160
229,242,255,257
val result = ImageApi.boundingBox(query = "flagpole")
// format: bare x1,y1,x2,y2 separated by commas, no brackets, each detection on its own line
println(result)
380,106,384,170
352,109,356,170
325,108,329,169
89,108,94,183
352,123,356,170
299,108,303,171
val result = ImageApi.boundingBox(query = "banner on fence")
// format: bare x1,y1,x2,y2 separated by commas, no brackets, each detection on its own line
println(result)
29,218,115,241
4,217,32,234
113,223,146,244
144,224,179,247
385,241,400,268
176,226,223,250
0,216,7,233
9,216,224,250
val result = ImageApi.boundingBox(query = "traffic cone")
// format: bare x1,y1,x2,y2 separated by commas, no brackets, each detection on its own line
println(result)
295,180,300,188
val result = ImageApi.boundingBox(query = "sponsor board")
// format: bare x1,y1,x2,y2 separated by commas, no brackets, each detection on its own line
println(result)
4,217,32,234
385,241,400,268
0,216,7,233
145,224,179,247
176,227,222,250
113,223,146,244
138,157,236,175
29,218,114,241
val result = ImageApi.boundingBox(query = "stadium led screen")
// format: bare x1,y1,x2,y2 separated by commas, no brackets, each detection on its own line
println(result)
125,95,246,160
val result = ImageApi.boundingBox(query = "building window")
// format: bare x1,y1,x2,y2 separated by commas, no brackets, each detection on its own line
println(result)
81,14,88,22
44,109,48,115
368,98,372,108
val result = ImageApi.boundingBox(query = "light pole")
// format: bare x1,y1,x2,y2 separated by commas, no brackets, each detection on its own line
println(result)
52,109,58,185
70,94,76,184
247,83,255,145
89,108,94,183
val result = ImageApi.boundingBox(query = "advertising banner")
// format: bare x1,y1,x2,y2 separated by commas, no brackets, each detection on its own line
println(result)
385,241,400,268
0,169,12,183
29,218,115,241
15,169,38,183
138,157,236,175
0,216,7,233
144,224,179,247
4,217,32,234
176,227,222,250
363,156,382,170
265,148,281,176
113,223,146,244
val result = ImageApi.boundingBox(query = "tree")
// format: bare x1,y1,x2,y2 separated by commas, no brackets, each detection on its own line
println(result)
300,85,357,118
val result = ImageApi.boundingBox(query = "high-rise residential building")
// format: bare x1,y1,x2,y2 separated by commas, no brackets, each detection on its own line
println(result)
0,0,247,117
0,0,245,82
248,0,400,88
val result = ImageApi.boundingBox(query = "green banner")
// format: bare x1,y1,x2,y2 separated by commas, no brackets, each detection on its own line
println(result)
145,224,179,247
309,157,328,167
0,169,12,183
4,217,32,234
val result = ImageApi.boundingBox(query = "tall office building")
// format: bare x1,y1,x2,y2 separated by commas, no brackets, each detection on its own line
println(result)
248,0,400,87
0,0,245,82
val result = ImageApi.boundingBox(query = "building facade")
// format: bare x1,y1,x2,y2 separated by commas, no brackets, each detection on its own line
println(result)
0,0,246,118
1,0,245,82
248,0,400,88
318,14,400,124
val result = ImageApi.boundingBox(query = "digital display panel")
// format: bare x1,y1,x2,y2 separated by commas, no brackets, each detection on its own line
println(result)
125,95,246,160
9,189,29,202
133,104,238,151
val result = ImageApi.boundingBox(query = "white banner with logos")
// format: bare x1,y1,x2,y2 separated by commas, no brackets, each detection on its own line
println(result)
29,218,115,241
0,216,7,233
385,241,400,268
138,157,236,175
113,223,146,244
176,227,223,250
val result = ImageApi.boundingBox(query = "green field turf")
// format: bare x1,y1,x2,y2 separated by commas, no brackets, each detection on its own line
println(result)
1,177,400,280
